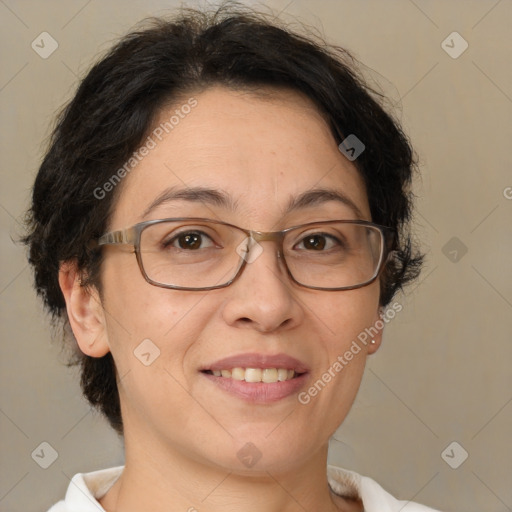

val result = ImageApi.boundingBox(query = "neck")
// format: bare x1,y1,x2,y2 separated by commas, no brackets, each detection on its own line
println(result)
100,436,357,512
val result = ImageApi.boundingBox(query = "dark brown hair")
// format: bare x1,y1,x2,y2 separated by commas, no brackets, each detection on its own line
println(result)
24,2,423,434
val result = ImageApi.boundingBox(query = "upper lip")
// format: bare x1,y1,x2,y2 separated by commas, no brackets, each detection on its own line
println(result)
201,353,309,373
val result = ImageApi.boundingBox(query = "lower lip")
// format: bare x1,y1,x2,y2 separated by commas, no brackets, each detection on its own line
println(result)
201,372,308,403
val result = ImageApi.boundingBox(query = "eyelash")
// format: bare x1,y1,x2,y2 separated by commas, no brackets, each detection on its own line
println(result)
162,230,217,250
294,233,343,250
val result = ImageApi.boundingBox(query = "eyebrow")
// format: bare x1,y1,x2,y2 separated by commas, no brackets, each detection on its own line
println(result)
285,188,364,219
142,186,238,219
142,185,364,220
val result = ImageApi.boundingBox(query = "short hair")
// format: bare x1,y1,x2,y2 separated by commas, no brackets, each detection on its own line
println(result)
23,2,423,434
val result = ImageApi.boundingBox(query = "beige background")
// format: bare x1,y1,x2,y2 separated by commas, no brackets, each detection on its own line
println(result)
1,1,511,511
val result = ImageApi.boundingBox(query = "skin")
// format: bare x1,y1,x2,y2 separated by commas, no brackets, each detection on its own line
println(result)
59,85,383,512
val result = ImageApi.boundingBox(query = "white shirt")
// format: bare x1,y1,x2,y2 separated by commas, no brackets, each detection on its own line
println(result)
47,465,441,511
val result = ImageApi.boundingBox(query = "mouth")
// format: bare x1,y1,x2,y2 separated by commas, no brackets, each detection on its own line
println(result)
200,353,309,403
201,367,302,383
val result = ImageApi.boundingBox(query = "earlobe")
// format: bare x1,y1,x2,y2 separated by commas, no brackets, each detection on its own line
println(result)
58,262,110,358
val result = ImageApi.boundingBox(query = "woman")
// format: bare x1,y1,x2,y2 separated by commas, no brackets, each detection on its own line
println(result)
24,3,437,511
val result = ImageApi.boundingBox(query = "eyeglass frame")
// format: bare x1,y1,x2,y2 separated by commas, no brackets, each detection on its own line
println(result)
93,217,395,292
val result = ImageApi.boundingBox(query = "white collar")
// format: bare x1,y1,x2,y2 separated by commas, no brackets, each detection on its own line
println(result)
61,465,439,511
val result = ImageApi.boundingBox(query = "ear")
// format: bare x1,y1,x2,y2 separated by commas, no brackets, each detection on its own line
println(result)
367,306,384,355
58,261,110,357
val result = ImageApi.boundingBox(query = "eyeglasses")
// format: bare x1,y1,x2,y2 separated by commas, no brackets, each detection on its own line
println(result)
96,218,393,291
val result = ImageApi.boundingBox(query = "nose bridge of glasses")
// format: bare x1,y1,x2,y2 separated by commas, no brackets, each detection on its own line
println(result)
246,230,285,258
249,230,284,243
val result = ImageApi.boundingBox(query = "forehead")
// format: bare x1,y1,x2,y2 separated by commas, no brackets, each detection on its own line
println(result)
110,85,370,228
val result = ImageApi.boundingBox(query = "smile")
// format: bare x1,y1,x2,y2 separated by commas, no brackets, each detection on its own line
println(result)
200,353,310,402
203,368,298,383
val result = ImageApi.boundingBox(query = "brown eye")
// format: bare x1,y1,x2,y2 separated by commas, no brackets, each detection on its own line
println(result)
293,232,346,253
178,233,202,249
302,235,327,250
164,231,215,250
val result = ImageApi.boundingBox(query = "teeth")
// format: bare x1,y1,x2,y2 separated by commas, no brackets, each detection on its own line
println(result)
232,367,245,381
245,368,262,383
262,368,278,383
210,367,297,383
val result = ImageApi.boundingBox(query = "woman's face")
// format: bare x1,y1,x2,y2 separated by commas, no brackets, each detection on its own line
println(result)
93,85,382,473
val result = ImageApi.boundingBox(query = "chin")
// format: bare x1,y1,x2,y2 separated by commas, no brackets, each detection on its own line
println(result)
203,430,317,475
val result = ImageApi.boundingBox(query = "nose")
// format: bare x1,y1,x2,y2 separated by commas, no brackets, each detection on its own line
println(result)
221,239,304,333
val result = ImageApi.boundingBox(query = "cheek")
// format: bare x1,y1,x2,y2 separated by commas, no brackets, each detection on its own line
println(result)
301,285,380,414
100,281,217,433
100,255,212,372
317,283,380,349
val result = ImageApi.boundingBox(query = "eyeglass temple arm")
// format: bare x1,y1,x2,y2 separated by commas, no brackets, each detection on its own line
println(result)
97,227,138,246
